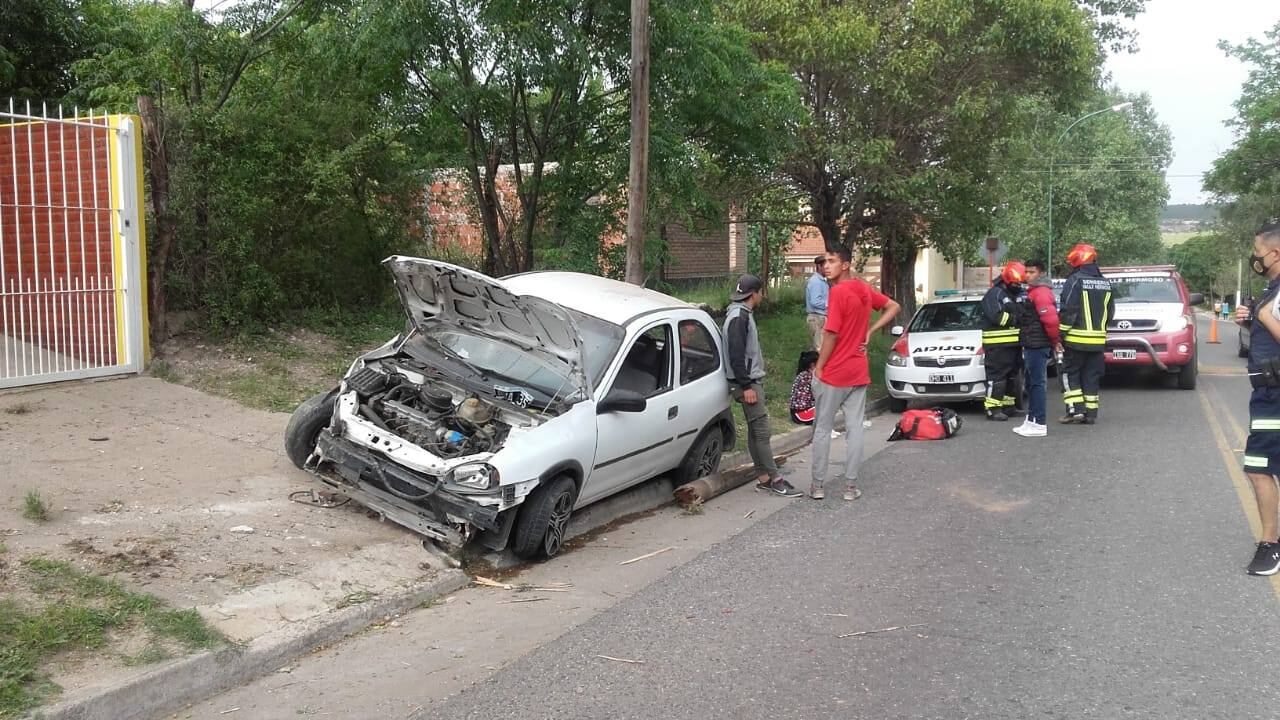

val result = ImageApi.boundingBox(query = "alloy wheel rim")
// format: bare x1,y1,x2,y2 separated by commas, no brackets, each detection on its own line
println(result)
696,438,722,477
545,492,573,555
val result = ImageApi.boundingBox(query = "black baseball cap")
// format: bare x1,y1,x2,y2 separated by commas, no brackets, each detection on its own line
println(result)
730,274,763,301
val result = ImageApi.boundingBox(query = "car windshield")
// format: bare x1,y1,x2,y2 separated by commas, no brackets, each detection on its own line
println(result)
909,301,984,332
1108,276,1181,303
410,310,624,396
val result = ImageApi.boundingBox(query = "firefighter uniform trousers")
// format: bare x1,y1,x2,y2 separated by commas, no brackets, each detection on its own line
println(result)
1061,349,1104,418
984,346,1021,411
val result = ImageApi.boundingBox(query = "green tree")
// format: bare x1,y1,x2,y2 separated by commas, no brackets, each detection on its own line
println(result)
724,0,1100,317
992,90,1171,271
74,0,419,335
1206,22,1280,240
373,0,801,279
0,0,90,102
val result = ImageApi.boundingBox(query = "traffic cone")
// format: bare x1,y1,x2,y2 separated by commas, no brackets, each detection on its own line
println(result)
1208,312,1220,344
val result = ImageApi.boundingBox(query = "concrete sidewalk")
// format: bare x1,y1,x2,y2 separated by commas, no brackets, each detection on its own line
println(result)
1,377,462,720
1,373,894,720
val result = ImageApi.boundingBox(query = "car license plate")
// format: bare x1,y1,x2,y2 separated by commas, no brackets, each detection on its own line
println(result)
928,374,955,383
1112,349,1137,360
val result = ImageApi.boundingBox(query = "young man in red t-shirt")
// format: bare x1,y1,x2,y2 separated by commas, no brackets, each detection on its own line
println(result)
810,246,901,500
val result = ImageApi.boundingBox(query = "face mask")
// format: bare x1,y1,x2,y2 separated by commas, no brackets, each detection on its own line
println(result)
1251,251,1274,277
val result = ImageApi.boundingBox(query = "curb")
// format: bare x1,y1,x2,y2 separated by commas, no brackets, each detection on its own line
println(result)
36,569,469,720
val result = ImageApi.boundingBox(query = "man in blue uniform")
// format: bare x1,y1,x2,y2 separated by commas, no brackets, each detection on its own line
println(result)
1236,221,1280,575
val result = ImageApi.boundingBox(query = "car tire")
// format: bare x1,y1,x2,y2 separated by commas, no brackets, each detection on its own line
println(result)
1176,353,1198,390
676,428,724,486
284,391,336,470
511,475,577,561
888,397,908,414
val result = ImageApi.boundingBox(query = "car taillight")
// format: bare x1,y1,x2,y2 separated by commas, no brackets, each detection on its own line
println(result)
976,346,986,366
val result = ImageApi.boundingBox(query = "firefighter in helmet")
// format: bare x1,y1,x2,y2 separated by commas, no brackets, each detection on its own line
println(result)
981,261,1027,421
1058,243,1115,424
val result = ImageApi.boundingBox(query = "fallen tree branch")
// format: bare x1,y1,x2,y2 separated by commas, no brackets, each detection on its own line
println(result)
619,547,675,566
596,654,644,664
837,623,925,639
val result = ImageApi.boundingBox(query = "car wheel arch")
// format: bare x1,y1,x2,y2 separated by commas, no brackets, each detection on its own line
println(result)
538,460,585,495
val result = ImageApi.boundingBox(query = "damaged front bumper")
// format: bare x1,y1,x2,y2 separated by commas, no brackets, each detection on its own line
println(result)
309,430,502,547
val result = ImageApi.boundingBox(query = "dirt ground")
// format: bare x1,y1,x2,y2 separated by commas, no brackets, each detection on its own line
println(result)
0,375,433,696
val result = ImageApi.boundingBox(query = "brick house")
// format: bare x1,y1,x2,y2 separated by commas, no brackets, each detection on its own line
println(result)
419,165,747,282
783,225,968,304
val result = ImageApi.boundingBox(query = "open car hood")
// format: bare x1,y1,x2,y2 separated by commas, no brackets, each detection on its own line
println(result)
384,256,588,397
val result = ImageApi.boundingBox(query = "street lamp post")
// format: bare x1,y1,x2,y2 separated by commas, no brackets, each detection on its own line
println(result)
1047,102,1133,279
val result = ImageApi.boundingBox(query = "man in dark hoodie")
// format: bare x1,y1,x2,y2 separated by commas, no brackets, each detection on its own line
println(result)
723,274,802,497
1058,243,1115,424
1014,259,1061,437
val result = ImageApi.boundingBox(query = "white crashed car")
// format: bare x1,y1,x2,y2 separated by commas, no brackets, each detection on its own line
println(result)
284,257,734,560
884,291,991,413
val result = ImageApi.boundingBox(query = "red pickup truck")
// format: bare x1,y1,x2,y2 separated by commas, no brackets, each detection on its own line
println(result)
1096,265,1203,389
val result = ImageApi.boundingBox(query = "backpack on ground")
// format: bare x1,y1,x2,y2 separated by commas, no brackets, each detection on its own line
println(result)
887,407,962,441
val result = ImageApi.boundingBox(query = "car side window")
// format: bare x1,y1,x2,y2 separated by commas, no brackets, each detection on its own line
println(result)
612,324,673,398
678,320,720,384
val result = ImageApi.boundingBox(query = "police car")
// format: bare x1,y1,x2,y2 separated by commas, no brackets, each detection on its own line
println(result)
884,290,990,413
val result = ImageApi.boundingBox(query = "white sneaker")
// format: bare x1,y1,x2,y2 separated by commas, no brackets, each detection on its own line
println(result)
1013,421,1047,437
1013,417,1030,432
831,430,842,439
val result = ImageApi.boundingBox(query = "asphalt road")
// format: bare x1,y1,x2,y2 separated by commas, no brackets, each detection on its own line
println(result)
412,314,1280,720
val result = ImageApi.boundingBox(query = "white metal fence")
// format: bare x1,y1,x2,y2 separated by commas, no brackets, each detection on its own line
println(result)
0,100,147,389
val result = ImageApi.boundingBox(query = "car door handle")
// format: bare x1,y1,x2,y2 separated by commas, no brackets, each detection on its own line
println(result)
668,406,679,419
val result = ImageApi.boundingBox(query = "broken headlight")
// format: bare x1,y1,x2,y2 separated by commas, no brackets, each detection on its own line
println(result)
448,463,500,494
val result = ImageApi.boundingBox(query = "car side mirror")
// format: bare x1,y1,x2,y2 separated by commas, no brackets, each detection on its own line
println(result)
598,388,647,414
890,325,904,337
1189,292,1205,306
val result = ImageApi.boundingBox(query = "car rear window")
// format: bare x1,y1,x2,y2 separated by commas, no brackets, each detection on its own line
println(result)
908,301,983,332
1107,275,1181,303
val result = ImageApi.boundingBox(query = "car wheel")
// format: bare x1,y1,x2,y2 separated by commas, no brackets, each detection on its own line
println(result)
511,475,577,561
1176,353,1198,390
676,428,724,486
888,397,908,414
284,391,336,470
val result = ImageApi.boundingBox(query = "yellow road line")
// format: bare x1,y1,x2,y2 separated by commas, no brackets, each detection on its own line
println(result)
1197,389,1280,600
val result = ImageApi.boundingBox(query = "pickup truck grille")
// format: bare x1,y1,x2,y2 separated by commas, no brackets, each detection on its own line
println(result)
1107,319,1159,332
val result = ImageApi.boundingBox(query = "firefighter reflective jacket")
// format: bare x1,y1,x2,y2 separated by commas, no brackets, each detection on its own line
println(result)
1058,263,1115,351
980,281,1022,347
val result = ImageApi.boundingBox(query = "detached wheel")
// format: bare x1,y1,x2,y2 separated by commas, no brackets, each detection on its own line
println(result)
512,476,577,561
285,391,336,469
1176,353,1198,390
675,428,724,486
888,397,908,414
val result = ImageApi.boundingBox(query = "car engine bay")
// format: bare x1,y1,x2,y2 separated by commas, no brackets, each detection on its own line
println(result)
343,361,518,459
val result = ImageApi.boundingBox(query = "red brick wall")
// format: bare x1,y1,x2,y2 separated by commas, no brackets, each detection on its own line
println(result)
418,170,732,278
0,120,117,366
663,222,731,280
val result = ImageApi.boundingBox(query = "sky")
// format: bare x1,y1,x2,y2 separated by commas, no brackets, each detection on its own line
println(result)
1105,1,1280,205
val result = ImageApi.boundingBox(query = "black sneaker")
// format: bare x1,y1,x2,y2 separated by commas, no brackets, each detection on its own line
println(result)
1248,542,1280,576
1081,416,1096,425
986,411,1009,421
1059,413,1085,424
757,478,802,497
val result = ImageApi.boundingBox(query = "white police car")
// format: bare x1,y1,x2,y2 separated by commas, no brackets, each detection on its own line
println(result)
884,291,990,413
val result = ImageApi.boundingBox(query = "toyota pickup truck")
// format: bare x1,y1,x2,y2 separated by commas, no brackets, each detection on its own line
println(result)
1097,265,1204,389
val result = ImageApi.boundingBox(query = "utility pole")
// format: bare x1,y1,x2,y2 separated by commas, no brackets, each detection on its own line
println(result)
624,0,650,286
